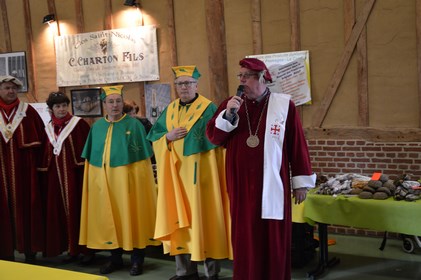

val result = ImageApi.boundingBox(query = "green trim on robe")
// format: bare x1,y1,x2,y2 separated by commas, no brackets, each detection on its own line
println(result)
82,115,152,167
147,96,218,156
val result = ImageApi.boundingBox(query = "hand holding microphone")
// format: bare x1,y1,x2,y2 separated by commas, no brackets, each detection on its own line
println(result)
228,85,244,116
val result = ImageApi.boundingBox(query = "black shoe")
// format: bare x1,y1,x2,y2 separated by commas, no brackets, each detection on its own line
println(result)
169,273,200,280
62,254,79,264
129,262,143,276
100,261,124,274
80,254,95,265
24,253,36,264
207,275,219,280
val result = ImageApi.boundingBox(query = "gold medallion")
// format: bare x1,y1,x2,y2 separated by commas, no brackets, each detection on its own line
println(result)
246,135,259,148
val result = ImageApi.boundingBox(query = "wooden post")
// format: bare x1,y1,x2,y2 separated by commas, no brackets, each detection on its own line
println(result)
167,0,177,100
345,0,369,126
0,0,11,52
22,0,37,102
290,0,301,51
251,0,262,54
205,0,229,105
416,0,421,128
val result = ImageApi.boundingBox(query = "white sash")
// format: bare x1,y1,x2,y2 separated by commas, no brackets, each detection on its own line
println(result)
0,102,28,143
262,93,290,220
45,116,81,155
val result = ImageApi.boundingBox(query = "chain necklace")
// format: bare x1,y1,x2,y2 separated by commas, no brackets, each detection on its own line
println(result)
244,92,269,148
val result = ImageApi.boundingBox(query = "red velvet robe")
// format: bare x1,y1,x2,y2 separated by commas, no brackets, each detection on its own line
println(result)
206,94,313,280
38,117,90,257
0,104,45,259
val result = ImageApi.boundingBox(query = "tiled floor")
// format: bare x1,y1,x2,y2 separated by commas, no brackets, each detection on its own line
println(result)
11,233,421,279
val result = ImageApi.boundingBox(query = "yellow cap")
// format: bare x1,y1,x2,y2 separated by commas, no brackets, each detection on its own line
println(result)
172,65,201,79
101,85,124,100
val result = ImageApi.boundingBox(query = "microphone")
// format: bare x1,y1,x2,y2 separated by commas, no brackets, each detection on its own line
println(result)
230,85,244,115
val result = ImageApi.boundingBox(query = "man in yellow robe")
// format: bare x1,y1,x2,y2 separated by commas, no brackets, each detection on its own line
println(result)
79,85,159,276
147,66,231,280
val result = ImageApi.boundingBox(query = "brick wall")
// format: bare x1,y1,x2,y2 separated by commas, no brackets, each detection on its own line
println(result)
308,140,421,180
307,140,421,239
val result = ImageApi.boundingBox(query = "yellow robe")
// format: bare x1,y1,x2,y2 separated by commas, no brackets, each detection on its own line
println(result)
153,106,232,261
79,122,159,250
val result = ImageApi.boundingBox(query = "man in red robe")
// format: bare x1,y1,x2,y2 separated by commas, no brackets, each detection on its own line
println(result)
0,76,45,262
206,58,316,280
38,92,92,263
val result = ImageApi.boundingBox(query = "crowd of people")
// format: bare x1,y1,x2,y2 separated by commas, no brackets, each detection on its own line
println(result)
0,57,315,280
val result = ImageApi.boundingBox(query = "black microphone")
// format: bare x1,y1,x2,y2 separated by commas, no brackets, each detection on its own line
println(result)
230,85,244,115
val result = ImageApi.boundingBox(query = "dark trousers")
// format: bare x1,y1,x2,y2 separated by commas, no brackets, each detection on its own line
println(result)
110,248,145,265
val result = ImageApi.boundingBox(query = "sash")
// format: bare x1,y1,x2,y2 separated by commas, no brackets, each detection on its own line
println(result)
0,102,28,143
261,93,290,220
45,116,81,155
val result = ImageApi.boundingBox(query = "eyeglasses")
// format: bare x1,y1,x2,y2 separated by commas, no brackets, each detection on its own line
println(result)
174,81,197,87
236,72,258,80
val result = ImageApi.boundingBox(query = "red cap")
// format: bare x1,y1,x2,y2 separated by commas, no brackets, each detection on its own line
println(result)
239,58,272,83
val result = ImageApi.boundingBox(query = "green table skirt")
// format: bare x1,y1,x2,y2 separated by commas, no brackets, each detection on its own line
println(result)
303,191,421,236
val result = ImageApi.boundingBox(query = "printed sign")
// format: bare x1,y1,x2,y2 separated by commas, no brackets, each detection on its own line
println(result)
248,51,312,106
55,26,159,86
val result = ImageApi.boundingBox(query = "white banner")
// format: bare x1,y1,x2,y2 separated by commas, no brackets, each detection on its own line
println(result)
55,26,159,86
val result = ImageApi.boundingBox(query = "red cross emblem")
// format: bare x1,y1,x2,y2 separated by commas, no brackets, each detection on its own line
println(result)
271,124,281,135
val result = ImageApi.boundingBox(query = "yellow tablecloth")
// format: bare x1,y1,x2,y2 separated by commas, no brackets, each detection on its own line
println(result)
0,261,108,280
303,192,421,235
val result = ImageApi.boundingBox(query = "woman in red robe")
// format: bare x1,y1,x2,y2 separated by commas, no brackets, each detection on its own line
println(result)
206,58,316,280
38,92,92,262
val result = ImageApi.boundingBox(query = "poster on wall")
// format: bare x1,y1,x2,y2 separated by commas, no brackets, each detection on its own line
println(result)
0,51,28,92
145,83,171,124
55,26,159,86
30,103,50,125
247,51,311,106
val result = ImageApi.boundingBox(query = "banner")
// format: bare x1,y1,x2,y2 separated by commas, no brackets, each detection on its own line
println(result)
55,26,159,86
248,51,311,106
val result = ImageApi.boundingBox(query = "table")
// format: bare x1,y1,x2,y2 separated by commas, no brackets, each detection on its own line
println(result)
302,192,421,278
0,260,108,280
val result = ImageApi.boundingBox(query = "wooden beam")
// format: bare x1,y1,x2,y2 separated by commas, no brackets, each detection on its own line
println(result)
104,0,113,30
345,0,369,126
0,0,11,51
167,0,177,100
47,0,60,35
343,0,355,42
167,0,177,67
357,26,369,126
251,0,262,54
75,0,85,33
205,0,229,105
305,127,421,142
22,0,37,102
417,0,421,128
311,0,376,127
289,0,300,51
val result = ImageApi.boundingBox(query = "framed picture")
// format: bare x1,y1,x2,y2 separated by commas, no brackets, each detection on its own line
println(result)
0,51,28,92
70,88,103,117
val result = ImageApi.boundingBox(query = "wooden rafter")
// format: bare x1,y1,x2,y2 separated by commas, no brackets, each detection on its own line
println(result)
311,0,376,128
